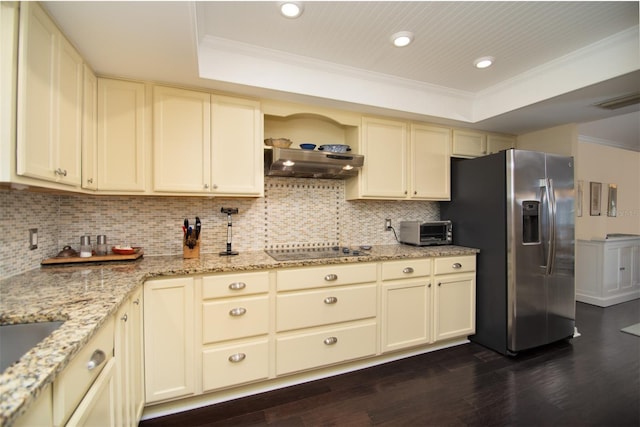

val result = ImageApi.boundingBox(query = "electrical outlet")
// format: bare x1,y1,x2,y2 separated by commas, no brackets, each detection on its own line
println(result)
385,219,392,231
29,228,38,250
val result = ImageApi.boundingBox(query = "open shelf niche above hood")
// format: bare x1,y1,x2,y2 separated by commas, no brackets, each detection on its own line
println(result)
264,148,364,179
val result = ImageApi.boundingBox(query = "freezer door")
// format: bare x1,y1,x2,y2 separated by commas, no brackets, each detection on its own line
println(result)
507,150,548,352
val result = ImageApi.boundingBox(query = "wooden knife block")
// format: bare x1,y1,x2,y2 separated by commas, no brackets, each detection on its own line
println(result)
183,239,200,259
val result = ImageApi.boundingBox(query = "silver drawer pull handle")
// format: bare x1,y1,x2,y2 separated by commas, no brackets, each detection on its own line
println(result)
87,349,106,371
324,274,338,281
403,267,414,274
323,336,338,345
229,307,247,316
229,282,246,290
324,296,338,304
228,353,246,363
452,263,462,269
55,168,67,177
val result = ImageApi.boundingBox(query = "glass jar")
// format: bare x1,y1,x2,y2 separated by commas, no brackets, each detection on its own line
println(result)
96,235,108,256
79,235,92,258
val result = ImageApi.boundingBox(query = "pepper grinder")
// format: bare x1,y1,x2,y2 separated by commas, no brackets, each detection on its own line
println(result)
80,235,92,258
96,235,108,256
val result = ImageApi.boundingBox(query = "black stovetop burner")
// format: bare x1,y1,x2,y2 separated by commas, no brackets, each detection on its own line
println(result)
265,246,370,261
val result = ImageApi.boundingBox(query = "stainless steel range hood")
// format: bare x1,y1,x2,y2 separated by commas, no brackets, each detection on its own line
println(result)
264,148,364,179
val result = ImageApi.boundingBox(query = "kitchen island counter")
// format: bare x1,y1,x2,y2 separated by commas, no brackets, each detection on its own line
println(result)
0,244,477,426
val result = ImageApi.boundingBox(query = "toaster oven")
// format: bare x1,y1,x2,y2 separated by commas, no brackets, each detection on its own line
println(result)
398,220,452,246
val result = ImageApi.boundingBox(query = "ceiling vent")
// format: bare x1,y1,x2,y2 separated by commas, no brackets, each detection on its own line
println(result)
593,93,640,110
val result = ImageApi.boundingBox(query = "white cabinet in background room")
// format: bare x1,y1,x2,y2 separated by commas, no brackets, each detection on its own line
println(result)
97,78,147,192
144,277,195,403
153,86,263,196
16,1,83,187
576,238,640,307
381,258,433,352
433,256,476,341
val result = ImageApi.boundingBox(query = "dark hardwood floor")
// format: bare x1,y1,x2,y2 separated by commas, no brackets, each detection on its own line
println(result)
140,300,640,426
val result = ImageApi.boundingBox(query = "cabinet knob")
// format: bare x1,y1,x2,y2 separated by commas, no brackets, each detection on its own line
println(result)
229,307,247,317
212,184,218,189
414,191,417,195
121,314,128,322
55,168,67,177
324,296,338,304
324,274,338,281
323,336,338,345
203,183,209,189
620,267,626,271
402,267,414,274
87,178,93,184
86,349,106,371
438,282,442,287
428,283,432,288
229,282,247,290
452,263,462,269
133,299,140,305
228,353,246,363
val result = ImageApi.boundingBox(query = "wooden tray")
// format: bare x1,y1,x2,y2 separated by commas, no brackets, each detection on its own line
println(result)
41,249,144,265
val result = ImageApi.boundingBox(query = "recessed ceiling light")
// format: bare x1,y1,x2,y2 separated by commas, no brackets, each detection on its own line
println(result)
474,56,495,69
280,2,304,18
391,31,414,48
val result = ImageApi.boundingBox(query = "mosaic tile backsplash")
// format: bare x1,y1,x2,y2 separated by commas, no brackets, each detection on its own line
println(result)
1,177,439,279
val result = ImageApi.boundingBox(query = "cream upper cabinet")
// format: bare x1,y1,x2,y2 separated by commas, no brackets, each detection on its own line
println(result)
346,116,408,199
82,64,98,190
144,277,195,403
153,86,211,193
16,1,82,186
211,95,263,196
97,78,147,192
451,129,486,158
486,134,515,155
153,87,263,196
410,124,451,200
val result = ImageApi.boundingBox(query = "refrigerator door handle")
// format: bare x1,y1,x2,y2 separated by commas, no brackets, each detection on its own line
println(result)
546,178,557,275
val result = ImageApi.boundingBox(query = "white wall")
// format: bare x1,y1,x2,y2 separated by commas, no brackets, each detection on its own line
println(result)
575,140,640,240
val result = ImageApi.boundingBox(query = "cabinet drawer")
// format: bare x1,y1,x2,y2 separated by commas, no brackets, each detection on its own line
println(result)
202,271,269,299
202,295,269,344
202,339,269,392
434,255,476,275
381,258,431,281
277,263,377,291
53,317,114,426
276,321,377,375
277,284,376,331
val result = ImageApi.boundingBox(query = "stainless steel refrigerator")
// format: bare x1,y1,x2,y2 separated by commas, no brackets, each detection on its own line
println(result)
441,149,575,355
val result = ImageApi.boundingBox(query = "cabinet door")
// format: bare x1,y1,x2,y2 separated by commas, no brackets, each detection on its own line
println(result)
153,86,211,192
452,129,486,158
211,95,263,196
144,277,195,403
129,289,144,423
433,274,475,341
486,134,515,155
410,124,450,200
13,384,52,427
97,78,146,191
359,117,407,198
82,65,98,189
17,2,81,186
66,358,117,427
382,280,431,352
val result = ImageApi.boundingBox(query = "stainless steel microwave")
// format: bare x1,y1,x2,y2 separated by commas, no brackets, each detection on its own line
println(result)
398,220,452,246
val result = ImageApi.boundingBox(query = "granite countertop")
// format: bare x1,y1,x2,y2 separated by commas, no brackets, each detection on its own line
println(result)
0,244,478,426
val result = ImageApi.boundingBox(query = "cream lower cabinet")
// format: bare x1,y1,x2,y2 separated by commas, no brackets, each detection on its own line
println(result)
201,271,270,392
433,256,476,341
14,384,53,427
381,258,433,352
144,277,195,403
16,2,83,187
115,288,144,426
64,358,116,427
275,263,378,375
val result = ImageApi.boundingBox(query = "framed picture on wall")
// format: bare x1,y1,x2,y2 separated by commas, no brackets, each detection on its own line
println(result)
576,180,583,217
590,182,601,216
607,184,617,217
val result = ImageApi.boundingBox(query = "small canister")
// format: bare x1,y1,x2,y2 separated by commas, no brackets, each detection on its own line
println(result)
96,235,108,256
80,235,92,258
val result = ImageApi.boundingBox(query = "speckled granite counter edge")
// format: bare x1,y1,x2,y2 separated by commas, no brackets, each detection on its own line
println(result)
0,245,478,426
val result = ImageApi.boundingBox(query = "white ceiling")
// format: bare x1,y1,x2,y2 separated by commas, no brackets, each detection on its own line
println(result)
44,1,639,150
